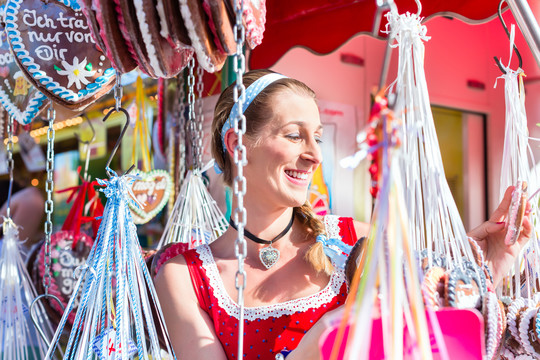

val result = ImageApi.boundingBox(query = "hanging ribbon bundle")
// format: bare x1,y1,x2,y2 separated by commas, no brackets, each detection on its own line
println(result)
34,174,104,326
158,160,228,249
0,117,54,359
0,219,55,359
324,98,440,360
496,25,540,297
157,60,227,249
44,171,176,359
495,25,540,358
57,176,104,240
385,10,488,310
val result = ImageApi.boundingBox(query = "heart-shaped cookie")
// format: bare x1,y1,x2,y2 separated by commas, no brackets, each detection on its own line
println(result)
36,230,93,325
128,169,172,224
0,25,48,124
4,0,116,111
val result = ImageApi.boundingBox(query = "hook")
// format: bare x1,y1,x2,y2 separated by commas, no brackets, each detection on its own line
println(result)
414,0,422,17
102,107,135,178
494,0,523,74
74,114,96,181
30,293,65,356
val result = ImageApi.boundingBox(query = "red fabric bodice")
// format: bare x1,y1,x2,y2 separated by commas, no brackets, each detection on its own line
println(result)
178,216,357,359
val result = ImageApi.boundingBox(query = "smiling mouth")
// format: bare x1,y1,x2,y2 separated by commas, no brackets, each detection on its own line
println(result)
285,170,309,180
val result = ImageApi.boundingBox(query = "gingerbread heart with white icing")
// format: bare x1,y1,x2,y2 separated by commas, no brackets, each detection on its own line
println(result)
37,230,93,325
4,0,116,111
0,23,48,124
128,170,172,224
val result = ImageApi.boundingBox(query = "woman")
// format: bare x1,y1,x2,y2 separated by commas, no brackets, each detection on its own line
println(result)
154,69,531,359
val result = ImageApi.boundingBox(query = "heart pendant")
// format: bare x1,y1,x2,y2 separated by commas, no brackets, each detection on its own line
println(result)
259,247,280,269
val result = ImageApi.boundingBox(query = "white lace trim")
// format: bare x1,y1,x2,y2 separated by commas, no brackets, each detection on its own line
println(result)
324,215,340,239
196,244,346,320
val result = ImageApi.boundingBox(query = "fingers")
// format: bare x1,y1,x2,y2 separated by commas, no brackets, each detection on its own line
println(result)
488,186,515,222
467,220,505,240
517,214,532,248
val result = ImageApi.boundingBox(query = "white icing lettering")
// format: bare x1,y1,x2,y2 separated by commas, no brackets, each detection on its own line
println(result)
62,277,73,294
22,9,57,29
61,268,71,278
59,251,73,267
35,45,67,62
57,11,88,30
133,177,167,196
0,52,13,66
28,31,61,44
64,31,93,44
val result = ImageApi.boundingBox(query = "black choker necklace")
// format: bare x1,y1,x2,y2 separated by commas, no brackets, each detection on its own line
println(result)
229,213,294,269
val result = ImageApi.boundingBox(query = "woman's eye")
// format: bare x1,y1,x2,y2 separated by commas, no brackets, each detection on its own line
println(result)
315,136,323,144
286,134,301,141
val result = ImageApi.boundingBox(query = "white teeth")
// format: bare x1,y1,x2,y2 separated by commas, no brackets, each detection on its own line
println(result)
286,170,308,180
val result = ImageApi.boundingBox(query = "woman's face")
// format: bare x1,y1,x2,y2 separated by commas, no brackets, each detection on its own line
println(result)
243,90,323,209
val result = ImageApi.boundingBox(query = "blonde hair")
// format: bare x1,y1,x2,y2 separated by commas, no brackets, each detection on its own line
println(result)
212,69,333,275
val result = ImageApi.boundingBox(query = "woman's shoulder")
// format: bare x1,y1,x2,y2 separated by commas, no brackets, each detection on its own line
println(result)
318,214,369,243
152,242,208,276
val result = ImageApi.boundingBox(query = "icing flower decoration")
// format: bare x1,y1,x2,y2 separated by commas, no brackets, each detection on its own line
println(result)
56,57,95,90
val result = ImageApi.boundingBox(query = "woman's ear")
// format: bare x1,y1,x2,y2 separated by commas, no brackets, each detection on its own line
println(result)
223,129,239,158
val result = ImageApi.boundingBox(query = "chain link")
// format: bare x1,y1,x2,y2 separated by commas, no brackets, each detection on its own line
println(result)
195,64,205,170
43,105,56,295
177,72,187,194
186,57,197,171
114,73,123,111
5,116,14,219
233,0,247,356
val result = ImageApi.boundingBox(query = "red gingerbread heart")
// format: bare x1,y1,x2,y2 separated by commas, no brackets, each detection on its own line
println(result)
4,0,116,111
0,23,48,124
36,230,93,325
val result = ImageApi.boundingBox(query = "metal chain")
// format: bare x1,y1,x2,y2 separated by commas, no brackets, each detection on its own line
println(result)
43,105,56,295
233,0,247,356
187,57,197,170
177,72,187,194
5,116,14,219
195,64,205,170
114,73,123,111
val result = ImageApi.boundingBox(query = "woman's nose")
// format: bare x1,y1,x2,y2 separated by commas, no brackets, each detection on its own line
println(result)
302,138,323,165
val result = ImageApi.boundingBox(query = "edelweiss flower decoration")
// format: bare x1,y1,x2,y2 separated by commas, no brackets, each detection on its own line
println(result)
55,56,96,90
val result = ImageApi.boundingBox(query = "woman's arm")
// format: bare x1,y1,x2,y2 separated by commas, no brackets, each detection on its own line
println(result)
467,185,532,287
154,255,228,359
352,220,369,240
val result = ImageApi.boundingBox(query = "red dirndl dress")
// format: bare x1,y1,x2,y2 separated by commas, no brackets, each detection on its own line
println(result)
157,215,358,360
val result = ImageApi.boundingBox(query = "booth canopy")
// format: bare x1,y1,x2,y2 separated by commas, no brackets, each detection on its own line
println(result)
249,0,504,68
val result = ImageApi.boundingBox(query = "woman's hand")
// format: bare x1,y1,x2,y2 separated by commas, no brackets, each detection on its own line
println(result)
467,186,532,287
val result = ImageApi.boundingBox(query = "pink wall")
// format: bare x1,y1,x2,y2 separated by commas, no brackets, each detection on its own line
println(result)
267,7,540,220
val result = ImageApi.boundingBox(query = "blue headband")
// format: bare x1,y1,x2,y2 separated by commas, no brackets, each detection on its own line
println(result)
220,73,288,152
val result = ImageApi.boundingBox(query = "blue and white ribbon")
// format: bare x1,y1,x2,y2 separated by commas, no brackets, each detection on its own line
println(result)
220,73,288,152
45,173,177,359
316,234,353,270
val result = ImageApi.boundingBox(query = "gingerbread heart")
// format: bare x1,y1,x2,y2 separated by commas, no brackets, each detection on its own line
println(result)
128,169,172,224
4,0,116,111
0,23,48,124
37,230,93,325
